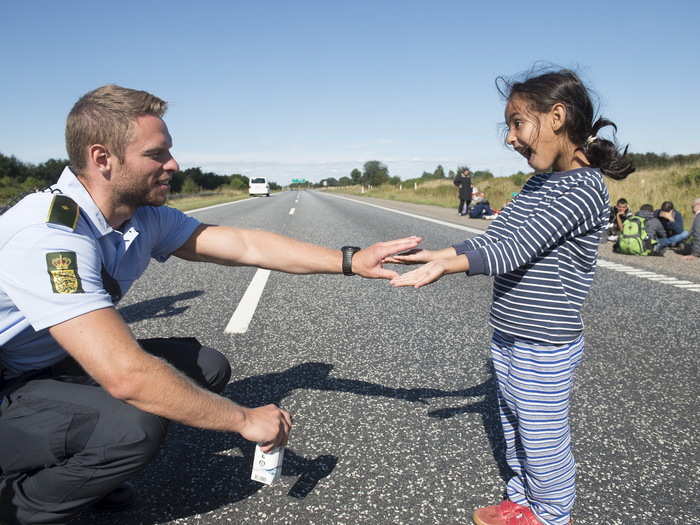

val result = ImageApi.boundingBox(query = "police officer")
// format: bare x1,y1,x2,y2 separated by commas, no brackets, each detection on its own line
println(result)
453,168,473,216
0,85,421,524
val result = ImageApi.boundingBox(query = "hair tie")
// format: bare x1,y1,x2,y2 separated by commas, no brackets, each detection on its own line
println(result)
586,135,598,145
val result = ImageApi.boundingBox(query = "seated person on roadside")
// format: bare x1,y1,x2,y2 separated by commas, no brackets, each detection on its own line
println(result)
656,200,690,248
607,197,632,241
469,191,497,219
0,85,420,525
682,197,700,260
635,203,667,252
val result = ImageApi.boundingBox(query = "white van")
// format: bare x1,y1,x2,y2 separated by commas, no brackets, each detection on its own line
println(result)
249,177,270,197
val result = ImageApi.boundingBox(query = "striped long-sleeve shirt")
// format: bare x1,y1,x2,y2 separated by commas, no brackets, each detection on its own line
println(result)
453,167,610,344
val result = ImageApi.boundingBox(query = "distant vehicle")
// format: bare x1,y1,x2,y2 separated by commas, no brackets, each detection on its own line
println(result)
249,177,270,197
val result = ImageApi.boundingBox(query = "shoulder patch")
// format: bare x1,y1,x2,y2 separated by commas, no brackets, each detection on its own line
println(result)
46,195,79,230
46,251,85,294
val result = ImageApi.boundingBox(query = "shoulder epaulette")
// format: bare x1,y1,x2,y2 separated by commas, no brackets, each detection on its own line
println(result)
46,194,80,230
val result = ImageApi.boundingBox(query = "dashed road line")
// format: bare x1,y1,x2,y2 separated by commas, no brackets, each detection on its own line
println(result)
224,269,271,334
596,261,700,292
325,193,484,235
289,207,296,215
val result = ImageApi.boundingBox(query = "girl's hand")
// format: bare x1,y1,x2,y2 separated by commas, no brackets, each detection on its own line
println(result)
383,248,436,265
389,260,448,288
383,246,457,265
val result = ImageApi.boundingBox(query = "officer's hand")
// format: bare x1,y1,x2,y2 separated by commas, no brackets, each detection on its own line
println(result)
352,236,422,279
240,404,292,452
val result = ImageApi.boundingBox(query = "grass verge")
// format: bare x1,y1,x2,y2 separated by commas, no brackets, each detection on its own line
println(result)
325,162,700,226
166,192,251,211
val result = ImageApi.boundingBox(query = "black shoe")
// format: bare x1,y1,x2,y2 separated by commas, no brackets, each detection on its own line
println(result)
93,482,136,512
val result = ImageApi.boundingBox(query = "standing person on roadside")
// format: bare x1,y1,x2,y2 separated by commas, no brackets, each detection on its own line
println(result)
0,84,420,525
453,167,473,216
387,69,633,525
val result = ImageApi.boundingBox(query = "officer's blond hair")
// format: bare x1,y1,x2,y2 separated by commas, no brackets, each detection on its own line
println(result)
66,85,167,174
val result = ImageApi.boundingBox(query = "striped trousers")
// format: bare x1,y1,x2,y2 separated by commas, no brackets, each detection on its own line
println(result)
491,330,584,525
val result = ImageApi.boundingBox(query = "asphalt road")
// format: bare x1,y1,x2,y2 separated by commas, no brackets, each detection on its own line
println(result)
75,190,699,525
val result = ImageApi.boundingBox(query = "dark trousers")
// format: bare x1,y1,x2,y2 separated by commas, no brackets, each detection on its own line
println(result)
0,338,231,525
458,198,471,215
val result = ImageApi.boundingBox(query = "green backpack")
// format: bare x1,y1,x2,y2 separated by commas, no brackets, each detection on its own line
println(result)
616,216,656,255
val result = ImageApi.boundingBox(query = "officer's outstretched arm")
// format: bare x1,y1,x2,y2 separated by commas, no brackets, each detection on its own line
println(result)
174,224,421,279
49,307,291,451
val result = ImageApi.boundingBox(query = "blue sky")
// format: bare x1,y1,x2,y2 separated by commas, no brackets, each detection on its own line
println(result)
1,1,698,185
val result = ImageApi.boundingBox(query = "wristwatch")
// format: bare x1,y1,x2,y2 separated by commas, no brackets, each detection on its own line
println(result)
341,246,361,276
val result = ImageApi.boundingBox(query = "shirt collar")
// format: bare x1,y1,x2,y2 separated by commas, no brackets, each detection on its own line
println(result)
53,167,115,237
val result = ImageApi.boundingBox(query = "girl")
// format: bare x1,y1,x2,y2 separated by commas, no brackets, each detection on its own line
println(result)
388,69,633,525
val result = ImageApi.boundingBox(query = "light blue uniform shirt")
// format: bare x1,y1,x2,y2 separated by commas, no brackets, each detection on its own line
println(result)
0,167,200,378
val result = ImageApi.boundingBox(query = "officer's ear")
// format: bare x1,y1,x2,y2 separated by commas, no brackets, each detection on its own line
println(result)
88,144,113,175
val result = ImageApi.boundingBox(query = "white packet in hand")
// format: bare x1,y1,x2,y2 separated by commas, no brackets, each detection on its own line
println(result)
251,444,285,485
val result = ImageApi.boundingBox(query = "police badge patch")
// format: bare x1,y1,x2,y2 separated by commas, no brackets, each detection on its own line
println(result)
46,251,84,294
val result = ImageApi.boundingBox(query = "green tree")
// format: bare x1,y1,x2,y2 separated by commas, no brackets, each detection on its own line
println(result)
473,170,494,181
227,174,248,191
363,161,389,186
181,176,200,194
339,176,352,186
33,158,69,185
0,153,28,181
433,165,445,178
350,168,362,185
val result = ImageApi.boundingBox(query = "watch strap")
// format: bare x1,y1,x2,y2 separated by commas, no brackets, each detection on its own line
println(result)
341,246,361,276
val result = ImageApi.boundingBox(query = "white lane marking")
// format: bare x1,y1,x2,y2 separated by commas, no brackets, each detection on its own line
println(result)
289,207,296,215
326,193,484,235
322,192,700,293
184,197,256,215
224,269,271,334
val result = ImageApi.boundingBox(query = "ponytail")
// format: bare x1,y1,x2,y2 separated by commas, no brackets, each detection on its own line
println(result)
583,118,635,180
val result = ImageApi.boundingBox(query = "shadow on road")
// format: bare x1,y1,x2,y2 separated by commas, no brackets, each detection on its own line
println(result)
118,290,205,323
422,361,512,484
73,361,506,524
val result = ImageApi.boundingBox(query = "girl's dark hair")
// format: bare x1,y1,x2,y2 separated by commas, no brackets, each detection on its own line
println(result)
496,68,634,180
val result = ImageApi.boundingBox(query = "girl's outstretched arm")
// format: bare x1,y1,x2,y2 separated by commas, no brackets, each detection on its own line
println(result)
461,182,607,276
